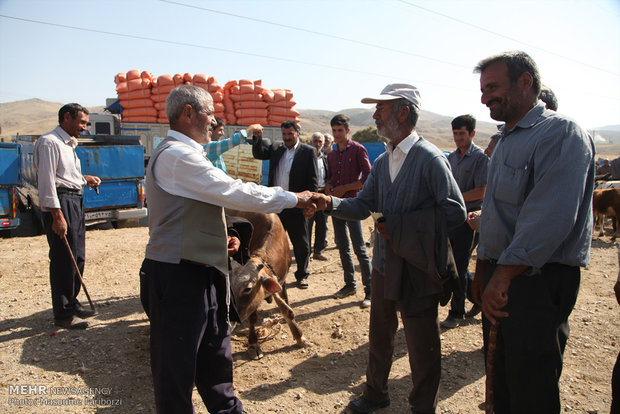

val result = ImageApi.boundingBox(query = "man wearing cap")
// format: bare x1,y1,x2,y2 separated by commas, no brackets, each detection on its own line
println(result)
310,84,465,413
472,51,594,413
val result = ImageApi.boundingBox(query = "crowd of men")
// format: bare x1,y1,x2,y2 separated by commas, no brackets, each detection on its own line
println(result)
36,50,604,414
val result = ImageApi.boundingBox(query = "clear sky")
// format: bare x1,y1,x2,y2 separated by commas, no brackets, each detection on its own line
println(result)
0,0,618,130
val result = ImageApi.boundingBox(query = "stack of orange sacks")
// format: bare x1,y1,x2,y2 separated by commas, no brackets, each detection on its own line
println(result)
265,89,300,127
226,79,269,126
115,71,299,126
192,74,225,120
116,70,157,123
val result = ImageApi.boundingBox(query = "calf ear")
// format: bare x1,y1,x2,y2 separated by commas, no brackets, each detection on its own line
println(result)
261,277,282,293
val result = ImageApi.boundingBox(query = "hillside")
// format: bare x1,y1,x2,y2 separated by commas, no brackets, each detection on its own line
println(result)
0,99,104,137
1,98,618,157
299,108,500,150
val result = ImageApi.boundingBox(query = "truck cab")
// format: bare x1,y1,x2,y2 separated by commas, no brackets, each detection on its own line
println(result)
0,143,21,234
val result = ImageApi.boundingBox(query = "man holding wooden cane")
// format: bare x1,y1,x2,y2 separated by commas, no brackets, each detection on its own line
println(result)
34,103,101,330
472,51,594,413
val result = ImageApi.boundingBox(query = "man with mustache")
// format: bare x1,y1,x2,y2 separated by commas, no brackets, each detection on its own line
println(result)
472,51,594,413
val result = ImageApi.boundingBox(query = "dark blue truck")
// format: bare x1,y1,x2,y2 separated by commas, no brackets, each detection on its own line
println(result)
0,143,21,234
17,135,147,230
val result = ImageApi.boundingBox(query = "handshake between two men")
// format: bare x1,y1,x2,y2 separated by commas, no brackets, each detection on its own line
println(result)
293,191,332,218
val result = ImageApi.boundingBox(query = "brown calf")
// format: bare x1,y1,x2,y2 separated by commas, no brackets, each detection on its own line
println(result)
593,188,620,239
227,209,306,359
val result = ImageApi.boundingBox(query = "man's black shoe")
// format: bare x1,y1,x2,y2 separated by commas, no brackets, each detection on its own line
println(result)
54,315,89,330
347,396,390,413
75,305,97,318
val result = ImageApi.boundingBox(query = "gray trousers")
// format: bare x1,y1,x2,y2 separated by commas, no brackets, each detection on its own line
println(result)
364,269,440,414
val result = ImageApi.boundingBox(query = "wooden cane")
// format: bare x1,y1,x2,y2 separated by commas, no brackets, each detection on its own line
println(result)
62,235,96,311
485,322,498,414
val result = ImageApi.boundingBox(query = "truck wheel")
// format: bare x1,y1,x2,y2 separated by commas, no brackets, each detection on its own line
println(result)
0,230,11,238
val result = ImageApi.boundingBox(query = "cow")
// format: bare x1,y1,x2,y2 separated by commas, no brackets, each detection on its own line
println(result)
226,209,306,359
595,180,620,189
592,188,620,240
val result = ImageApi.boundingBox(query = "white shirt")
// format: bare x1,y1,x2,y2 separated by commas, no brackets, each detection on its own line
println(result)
317,155,326,188
386,131,419,182
34,126,87,211
274,140,299,191
150,130,297,213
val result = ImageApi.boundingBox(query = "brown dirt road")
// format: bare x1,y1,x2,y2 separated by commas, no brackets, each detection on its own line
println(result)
0,218,618,413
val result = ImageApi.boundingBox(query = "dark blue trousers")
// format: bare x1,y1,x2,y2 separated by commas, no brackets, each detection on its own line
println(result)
448,220,478,318
278,208,310,281
482,262,580,414
144,259,243,414
42,192,85,320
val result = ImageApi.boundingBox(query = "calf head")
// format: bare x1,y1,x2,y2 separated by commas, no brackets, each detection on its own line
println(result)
230,257,282,322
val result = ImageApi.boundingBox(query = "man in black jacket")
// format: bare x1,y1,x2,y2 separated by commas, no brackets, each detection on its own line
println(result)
251,121,318,288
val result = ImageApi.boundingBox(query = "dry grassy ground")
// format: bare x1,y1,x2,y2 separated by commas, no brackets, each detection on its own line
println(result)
0,217,618,413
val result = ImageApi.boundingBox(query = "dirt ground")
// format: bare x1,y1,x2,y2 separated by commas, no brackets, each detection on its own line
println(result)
0,215,618,413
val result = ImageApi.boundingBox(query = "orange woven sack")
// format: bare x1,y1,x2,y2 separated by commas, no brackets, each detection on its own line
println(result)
120,98,154,109
150,93,168,103
214,102,225,113
115,82,128,93
239,84,254,94
158,74,174,86
115,72,127,84
123,116,158,123
231,93,263,102
152,84,175,95
173,74,184,86
210,91,224,102
262,89,274,102
127,78,151,92
235,101,268,109
141,71,154,80
126,70,141,81
235,108,268,118
238,79,253,86
194,73,209,84
236,117,268,126
123,107,158,117
270,107,300,117
154,101,166,111
183,73,194,82
193,82,209,92
270,99,297,109
208,83,222,93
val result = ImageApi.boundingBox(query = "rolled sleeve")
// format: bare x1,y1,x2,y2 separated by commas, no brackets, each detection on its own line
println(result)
35,140,61,210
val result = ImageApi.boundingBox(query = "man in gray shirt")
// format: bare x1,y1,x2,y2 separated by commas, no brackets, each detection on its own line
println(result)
441,114,488,328
471,51,594,413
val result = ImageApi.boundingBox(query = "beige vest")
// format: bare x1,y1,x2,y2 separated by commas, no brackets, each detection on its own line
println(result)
145,138,228,274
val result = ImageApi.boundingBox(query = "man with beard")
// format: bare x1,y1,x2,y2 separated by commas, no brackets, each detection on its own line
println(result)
310,84,466,413
471,51,594,413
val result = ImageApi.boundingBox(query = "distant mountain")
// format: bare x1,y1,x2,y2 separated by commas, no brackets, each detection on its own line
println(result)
1,99,618,157
595,125,620,132
0,98,104,137
299,107,500,150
